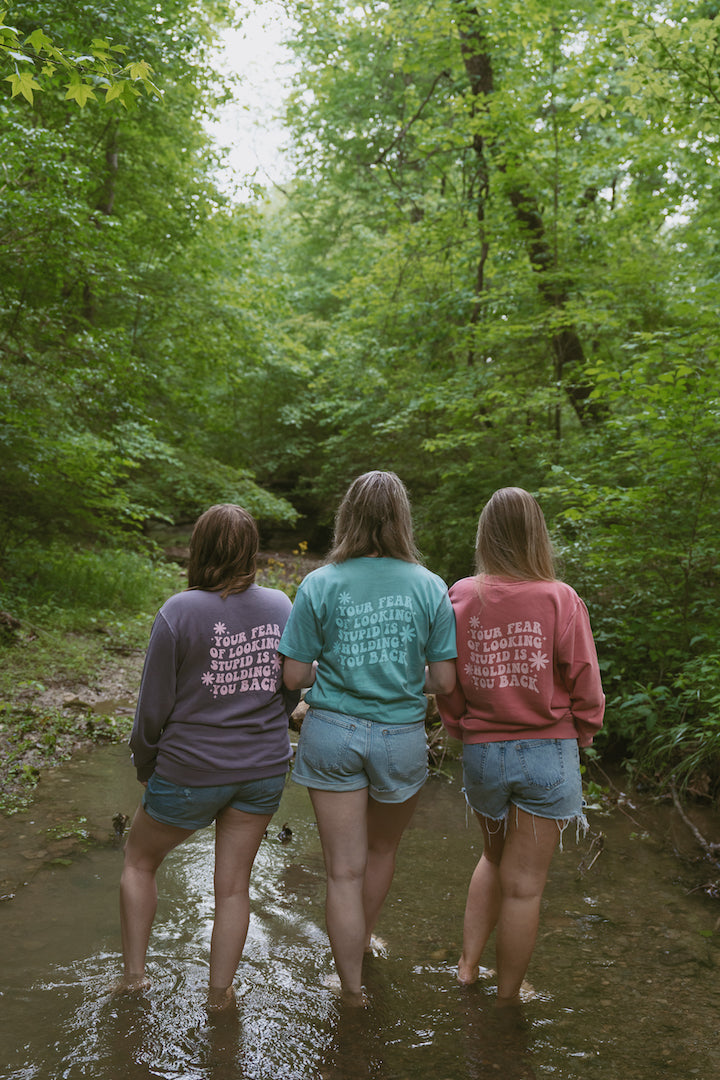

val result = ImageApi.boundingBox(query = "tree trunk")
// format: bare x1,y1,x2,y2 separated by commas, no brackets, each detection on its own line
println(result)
457,4,605,423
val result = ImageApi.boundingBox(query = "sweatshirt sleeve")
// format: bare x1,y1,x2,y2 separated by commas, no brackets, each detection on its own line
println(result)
130,612,178,782
436,679,467,741
557,599,605,748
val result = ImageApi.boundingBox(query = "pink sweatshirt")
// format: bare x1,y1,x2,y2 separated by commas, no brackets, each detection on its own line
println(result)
437,576,604,748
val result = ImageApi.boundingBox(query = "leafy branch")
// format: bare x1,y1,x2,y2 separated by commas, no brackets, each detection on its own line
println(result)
0,10,162,108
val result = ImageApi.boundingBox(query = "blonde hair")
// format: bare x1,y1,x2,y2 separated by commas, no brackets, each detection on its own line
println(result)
327,471,421,564
475,487,555,581
187,504,259,596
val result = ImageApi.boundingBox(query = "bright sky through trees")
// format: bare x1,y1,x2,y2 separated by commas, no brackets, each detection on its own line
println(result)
207,2,295,196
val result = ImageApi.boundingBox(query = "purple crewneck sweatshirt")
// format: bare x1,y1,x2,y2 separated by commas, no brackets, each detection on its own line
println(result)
130,584,298,784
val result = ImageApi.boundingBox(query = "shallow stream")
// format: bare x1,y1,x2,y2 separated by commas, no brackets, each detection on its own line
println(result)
1,744,718,1079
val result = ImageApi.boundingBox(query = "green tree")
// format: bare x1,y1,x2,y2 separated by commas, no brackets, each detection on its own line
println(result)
0,0,297,552
260,0,720,787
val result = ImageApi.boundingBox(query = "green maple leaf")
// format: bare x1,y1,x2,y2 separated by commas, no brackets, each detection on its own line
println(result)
64,81,96,107
5,69,42,102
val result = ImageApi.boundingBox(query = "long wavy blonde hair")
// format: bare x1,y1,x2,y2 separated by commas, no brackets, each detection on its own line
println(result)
327,471,421,564
475,487,556,581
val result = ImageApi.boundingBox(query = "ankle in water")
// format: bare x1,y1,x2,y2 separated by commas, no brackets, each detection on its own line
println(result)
206,985,236,1013
112,973,151,995
457,958,480,985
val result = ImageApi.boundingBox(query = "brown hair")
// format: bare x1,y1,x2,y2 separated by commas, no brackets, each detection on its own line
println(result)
326,471,421,564
475,487,556,581
187,504,259,596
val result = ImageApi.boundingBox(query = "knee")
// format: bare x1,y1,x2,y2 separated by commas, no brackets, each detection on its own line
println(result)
326,861,366,887
366,838,399,861
499,872,544,902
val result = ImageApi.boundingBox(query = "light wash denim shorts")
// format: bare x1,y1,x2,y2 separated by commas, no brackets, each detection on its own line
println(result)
462,738,584,823
292,708,428,804
143,771,287,829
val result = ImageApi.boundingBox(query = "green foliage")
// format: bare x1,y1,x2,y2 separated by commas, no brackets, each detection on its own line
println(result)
260,0,720,791
0,1,299,554
3,0,720,798
0,539,180,615
608,655,720,798
0,4,161,107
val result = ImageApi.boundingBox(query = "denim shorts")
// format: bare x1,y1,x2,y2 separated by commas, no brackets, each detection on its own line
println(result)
292,708,428,804
143,771,287,829
462,738,584,823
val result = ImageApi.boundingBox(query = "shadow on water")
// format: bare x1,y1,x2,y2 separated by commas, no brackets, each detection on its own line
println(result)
0,744,718,1079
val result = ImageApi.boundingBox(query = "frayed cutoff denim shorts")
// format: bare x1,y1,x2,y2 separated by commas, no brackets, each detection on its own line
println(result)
462,738,584,824
292,708,428,804
143,771,287,829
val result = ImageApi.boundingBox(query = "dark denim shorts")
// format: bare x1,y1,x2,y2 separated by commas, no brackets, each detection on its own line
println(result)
292,708,428,804
462,738,584,823
143,772,287,829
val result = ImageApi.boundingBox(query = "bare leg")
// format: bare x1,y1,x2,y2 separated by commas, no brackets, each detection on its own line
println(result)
207,805,273,1007
309,787,369,1002
119,805,193,985
458,813,505,985
363,792,420,947
493,809,559,1005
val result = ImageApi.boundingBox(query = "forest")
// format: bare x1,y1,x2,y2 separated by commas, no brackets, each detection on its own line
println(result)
1,0,719,802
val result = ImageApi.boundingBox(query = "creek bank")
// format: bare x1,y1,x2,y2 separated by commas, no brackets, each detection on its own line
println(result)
0,651,144,816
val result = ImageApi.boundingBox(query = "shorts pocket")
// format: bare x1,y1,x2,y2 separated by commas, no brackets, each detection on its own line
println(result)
298,708,358,773
462,742,492,787
146,773,192,801
516,739,569,790
377,723,427,790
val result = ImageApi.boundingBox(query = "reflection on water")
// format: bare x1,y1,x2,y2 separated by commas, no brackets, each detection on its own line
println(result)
0,745,718,1079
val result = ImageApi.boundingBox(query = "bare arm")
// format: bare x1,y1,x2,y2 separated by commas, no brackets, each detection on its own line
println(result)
282,657,317,691
424,659,456,696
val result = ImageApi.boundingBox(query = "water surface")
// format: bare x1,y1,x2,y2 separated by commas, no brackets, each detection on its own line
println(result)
1,745,718,1079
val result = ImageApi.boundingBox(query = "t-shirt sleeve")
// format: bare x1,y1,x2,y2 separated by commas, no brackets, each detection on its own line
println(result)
425,589,458,662
130,612,178,782
557,599,605,747
278,581,323,663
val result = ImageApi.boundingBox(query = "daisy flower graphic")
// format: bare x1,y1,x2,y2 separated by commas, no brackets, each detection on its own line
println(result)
213,622,227,636
339,592,352,606
529,650,549,671
400,624,416,644
469,616,480,629
202,672,215,686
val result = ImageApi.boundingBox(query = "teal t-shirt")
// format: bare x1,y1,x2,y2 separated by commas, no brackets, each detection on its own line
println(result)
279,557,457,725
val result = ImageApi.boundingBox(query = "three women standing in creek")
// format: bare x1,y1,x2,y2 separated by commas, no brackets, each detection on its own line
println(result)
120,479,603,1011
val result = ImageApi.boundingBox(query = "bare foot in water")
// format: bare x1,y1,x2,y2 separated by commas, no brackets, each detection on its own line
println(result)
457,958,479,985
457,958,494,985
323,973,368,1008
341,988,369,1008
112,973,151,995
206,985,236,1013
